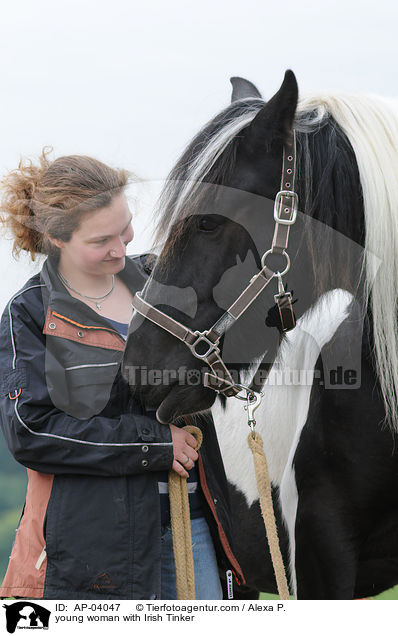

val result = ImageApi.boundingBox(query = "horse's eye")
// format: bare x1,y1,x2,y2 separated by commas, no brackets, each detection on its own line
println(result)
198,216,219,232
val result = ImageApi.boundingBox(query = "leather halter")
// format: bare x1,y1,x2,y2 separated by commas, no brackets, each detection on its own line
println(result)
131,130,298,398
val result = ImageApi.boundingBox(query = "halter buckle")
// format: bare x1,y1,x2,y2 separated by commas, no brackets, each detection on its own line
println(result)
188,331,219,359
274,190,298,225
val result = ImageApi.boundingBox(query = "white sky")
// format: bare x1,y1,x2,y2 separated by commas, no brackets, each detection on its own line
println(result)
1,0,397,311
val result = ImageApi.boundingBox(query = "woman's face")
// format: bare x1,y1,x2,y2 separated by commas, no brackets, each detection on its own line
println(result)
54,193,134,276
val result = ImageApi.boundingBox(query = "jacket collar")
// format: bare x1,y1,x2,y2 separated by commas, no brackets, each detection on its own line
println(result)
40,253,148,329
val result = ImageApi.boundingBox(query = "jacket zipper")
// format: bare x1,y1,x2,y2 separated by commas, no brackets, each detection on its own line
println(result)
226,569,234,599
35,546,47,570
35,510,48,570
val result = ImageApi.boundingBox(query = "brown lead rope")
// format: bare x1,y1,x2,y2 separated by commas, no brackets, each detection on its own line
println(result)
168,424,203,600
247,431,290,600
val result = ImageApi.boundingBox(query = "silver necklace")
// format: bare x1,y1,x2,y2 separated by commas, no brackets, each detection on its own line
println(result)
57,270,115,311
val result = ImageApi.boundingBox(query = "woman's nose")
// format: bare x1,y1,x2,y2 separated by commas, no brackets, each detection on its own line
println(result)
109,237,127,258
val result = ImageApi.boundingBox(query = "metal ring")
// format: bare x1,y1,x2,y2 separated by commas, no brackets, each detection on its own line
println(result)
182,455,190,465
261,250,290,276
232,384,263,401
8,388,22,400
189,332,219,360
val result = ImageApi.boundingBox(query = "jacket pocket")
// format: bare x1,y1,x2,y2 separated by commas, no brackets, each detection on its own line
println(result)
44,474,130,595
64,363,120,418
65,362,120,385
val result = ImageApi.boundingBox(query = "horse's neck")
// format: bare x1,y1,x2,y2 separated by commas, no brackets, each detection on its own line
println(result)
211,288,354,506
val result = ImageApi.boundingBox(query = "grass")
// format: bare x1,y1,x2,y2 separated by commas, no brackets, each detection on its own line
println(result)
259,585,398,600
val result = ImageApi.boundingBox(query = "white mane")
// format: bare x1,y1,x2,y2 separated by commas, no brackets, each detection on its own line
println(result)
298,92,398,428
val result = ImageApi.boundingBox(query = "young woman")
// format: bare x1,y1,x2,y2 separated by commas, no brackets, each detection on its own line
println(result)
0,149,244,600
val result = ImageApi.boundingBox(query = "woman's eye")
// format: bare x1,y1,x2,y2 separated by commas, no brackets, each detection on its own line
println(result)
198,216,219,232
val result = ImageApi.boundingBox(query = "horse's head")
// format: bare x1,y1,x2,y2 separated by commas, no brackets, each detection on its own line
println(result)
123,70,366,423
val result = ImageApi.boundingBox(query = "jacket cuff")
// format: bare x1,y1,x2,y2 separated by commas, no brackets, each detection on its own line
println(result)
135,413,172,443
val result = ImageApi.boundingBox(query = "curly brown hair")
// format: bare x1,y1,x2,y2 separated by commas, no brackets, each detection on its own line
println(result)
0,146,131,260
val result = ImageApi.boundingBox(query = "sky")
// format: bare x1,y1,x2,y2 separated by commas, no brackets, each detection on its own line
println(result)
0,0,397,311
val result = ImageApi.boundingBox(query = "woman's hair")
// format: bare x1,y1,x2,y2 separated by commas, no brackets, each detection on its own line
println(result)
0,146,131,260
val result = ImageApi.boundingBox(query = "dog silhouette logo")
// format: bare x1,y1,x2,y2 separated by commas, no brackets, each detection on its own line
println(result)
3,602,50,633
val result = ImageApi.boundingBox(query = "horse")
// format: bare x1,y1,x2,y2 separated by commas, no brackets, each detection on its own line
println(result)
122,70,398,599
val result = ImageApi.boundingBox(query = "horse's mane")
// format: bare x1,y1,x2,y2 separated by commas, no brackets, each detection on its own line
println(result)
153,91,398,430
312,93,398,430
152,98,264,249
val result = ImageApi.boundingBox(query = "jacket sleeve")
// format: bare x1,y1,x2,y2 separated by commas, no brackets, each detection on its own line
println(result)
0,290,174,477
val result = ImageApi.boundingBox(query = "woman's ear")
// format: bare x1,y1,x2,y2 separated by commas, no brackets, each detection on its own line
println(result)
47,235,65,250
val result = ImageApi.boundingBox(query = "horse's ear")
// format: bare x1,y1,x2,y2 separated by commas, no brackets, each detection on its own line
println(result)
241,70,298,149
230,77,263,102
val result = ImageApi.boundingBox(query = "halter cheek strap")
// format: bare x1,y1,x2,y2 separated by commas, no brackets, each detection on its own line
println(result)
132,260,276,397
272,131,298,252
131,130,298,397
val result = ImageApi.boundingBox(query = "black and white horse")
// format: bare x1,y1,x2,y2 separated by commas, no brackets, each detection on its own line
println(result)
123,71,398,599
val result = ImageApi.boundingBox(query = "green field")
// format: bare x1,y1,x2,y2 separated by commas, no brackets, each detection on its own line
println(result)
260,586,398,600
0,439,27,583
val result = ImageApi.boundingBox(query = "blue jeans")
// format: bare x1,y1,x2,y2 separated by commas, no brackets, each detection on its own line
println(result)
160,516,223,599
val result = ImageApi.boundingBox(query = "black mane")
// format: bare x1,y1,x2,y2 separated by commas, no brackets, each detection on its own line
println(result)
153,98,264,246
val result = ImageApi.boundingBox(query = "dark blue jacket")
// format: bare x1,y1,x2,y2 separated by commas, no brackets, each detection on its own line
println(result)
0,253,244,599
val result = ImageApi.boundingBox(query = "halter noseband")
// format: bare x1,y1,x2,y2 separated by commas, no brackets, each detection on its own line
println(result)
131,130,298,398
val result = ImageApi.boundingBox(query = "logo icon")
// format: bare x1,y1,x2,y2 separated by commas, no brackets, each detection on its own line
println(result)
3,602,50,633
92,572,116,592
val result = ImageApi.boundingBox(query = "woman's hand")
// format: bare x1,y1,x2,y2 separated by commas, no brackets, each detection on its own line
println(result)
169,424,199,478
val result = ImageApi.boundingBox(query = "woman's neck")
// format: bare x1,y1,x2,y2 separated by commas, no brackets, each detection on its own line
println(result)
57,258,114,297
